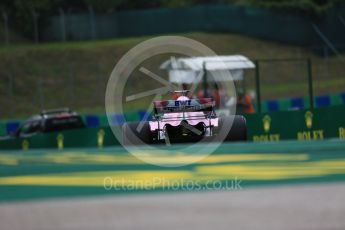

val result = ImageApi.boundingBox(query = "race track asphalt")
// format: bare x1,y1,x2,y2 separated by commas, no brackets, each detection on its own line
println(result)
0,183,344,230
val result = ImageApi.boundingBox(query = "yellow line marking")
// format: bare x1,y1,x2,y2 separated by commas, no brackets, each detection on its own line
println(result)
0,152,309,166
0,171,193,187
0,159,344,187
196,160,345,180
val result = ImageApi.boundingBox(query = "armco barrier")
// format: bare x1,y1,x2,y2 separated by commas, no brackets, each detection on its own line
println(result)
256,92,345,113
246,105,345,142
85,115,100,127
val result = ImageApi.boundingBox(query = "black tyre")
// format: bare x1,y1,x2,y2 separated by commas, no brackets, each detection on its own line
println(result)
219,115,247,142
122,122,152,145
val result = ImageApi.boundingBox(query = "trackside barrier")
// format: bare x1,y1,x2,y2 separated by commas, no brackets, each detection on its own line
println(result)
2,92,345,136
0,126,120,150
246,105,345,142
0,122,6,136
0,106,344,150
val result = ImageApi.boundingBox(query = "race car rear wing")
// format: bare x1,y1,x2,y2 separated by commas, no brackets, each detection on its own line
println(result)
153,98,215,114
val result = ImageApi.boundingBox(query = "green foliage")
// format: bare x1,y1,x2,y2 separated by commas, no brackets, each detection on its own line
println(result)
1,0,341,14
240,0,341,15
83,0,124,12
0,0,342,41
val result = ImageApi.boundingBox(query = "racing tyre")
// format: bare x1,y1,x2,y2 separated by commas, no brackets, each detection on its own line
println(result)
122,122,152,145
219,115,247,142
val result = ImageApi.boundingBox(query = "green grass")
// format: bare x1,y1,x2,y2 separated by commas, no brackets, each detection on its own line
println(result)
0,35,151,52
258,78,345,99
0,32,344,119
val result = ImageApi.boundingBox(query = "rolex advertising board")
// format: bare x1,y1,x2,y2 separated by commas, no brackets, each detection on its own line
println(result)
246,105,345,142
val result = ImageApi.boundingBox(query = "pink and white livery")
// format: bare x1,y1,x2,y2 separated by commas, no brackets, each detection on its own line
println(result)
122,91,247,145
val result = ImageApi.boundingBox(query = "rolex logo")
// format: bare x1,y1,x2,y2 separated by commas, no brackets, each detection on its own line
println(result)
97,129,105,149
22,139,29,151
305,111,313,129
57,133,64,150
262,115,271,133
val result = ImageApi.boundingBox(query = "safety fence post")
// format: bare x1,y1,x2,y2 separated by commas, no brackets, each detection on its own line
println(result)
255,60,261,113
307,59,314,110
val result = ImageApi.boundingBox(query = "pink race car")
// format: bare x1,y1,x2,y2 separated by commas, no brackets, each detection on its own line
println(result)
122,91,247,145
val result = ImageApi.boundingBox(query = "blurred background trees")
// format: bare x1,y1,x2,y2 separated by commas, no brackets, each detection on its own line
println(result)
0,0,341,15
0,0,342,42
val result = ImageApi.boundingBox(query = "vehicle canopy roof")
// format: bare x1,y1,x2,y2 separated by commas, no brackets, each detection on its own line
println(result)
160,55,255,83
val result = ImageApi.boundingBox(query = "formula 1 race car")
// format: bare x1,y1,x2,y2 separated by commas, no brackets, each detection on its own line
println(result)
122,91,247,145
0,108,85,141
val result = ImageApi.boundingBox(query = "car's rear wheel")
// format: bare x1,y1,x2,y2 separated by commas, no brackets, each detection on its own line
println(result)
122,122,152,145
219,115,247,142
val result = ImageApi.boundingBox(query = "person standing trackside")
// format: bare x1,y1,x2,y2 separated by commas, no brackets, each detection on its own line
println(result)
237,90,254,114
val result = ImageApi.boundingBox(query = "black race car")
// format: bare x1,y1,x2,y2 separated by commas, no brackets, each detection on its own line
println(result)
1,108,85,140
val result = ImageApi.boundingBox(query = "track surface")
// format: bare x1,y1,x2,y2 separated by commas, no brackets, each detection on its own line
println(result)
0,140,345,201
1,183,344,230
0,140,344,229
